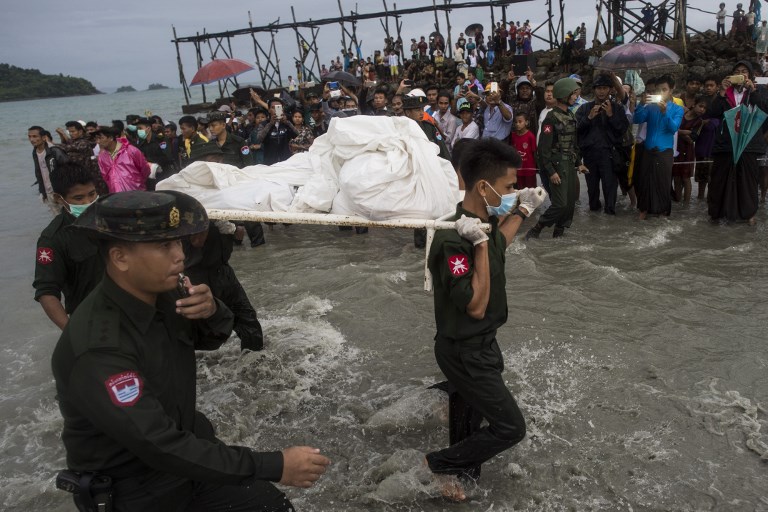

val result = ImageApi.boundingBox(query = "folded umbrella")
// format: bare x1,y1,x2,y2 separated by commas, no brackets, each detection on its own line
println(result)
724,104,768,164
323,70,361,86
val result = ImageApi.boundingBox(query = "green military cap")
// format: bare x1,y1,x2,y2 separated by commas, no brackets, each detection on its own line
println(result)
190,141,224,161
73,191,209,242
208,111,229,123
402,95,426,110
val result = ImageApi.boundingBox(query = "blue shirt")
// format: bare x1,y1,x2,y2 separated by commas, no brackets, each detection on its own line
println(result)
482,101,514,140
633,101,683,151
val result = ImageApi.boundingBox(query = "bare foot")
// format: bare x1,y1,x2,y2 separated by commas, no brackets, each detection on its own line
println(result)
638,211,647,220
423,458,466,502
748,216,757,226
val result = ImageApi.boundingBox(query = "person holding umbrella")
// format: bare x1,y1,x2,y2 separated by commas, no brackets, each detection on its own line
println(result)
706,60,768,224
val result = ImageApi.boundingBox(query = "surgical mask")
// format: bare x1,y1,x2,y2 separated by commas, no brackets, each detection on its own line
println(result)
137,129,147,140
483,181,517,217
65,197,98,218
126,124,137,132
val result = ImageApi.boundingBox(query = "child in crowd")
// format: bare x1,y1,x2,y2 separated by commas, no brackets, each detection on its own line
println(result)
674,95,707,203
509,112,537,188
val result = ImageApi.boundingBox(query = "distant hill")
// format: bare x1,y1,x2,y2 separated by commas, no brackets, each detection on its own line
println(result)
116,85,137,93
147,83,169,90
0,63,101,102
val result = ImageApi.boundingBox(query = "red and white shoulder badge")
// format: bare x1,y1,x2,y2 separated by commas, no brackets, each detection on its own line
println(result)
105,371,143,407
447,254,470,276
542,124,553,134
37,247,54,265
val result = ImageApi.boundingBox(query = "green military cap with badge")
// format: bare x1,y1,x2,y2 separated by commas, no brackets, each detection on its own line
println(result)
72,191,209,242
402,95,427,110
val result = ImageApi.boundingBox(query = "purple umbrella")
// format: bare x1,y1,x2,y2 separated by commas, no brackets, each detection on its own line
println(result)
595,42,680,71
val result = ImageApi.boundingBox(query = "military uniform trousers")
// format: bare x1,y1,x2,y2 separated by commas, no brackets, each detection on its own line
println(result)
583,149,619,214
426,332,526,478
537,157,579,228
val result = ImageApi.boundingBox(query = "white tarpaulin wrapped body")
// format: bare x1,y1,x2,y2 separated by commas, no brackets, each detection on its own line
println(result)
158,116,460,220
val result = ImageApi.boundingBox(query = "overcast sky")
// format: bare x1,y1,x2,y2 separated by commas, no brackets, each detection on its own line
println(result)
1,0,717,91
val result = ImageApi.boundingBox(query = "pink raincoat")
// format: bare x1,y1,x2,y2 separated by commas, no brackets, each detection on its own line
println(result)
98,138,150,192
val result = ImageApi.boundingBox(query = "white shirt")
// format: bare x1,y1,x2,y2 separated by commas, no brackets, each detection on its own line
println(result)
433,110,460,148
388,54,399,66
717,8,727,22
451,121,480,147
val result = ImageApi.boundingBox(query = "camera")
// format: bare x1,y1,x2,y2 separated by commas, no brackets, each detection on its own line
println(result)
727,74,745,85
328,81,342,98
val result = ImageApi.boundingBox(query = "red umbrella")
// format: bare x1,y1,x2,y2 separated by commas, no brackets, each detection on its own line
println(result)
190,59,255,86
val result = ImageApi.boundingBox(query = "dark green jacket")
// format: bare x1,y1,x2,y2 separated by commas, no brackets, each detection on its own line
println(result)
428,203,508,341
51,276,283,484
33,213,103,314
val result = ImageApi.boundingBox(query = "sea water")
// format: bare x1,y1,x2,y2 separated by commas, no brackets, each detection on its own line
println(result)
0,89,766,511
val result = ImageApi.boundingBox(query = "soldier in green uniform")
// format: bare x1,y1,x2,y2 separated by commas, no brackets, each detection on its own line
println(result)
424,139,547,501
208,111,252,168
526,77,589,239
404,94,451,248
51,191,330,511
403,94,451,160
33,162,103,330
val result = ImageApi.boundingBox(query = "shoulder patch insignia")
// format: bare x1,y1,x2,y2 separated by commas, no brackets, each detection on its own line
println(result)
37,247,54,265
447,254,470,276
543,124,553,134
240,145,250,155
105,371,143,407
159,141,167,150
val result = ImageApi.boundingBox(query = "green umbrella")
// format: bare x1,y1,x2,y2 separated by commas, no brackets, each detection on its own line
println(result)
724,104,768,164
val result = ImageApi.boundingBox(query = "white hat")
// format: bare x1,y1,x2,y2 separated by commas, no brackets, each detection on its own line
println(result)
407,88,426,98
217,104,232,113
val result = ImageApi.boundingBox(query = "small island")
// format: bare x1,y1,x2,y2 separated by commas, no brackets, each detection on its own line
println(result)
147,83,169,90
115,85,137,93
0,63,101,102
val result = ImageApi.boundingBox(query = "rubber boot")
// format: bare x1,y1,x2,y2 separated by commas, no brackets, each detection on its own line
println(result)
553,226,565,238
525,223,543,240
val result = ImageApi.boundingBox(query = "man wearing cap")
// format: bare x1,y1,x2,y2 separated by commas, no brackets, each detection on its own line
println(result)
404,94,450,160
506,70,545,134
52,190,330,511
527,78,588,239
309,104,327,136
208,112,252,168
450,102,480,148
575,73,629,215
568,74,588,114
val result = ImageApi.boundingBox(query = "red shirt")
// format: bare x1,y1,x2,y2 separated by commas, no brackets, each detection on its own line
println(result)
510,130,537,177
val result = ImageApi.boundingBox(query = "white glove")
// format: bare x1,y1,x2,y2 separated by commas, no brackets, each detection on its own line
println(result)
213,220,237,235
148,163,161,179
517,187,548,217
455,214,489,246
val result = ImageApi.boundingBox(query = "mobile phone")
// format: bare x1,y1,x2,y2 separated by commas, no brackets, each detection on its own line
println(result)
646,94,662,104
404,79,414,86
755,77,768,85
274,104,283,118
177,273,190,298
727,74,745,85
490,82,499,93
328,81,340,90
